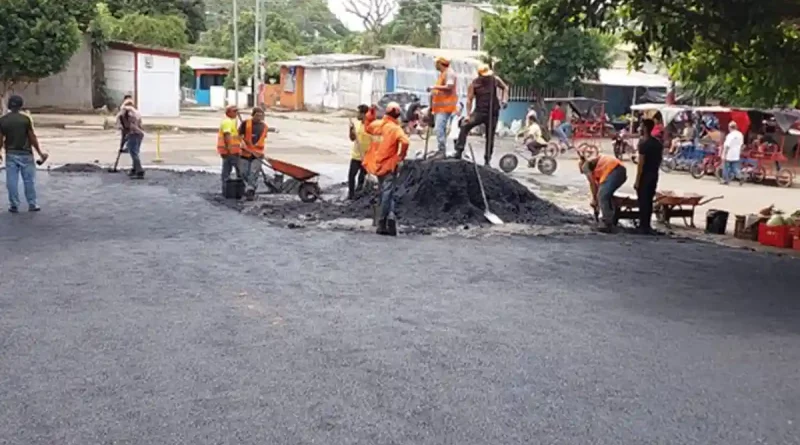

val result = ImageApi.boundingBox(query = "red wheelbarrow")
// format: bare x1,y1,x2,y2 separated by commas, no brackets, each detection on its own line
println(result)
261,157,322,203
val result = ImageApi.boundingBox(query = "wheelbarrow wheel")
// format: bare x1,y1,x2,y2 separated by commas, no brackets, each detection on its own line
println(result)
298,182,321,203
498,154,519,173
537,156,558,175
776,168,793,188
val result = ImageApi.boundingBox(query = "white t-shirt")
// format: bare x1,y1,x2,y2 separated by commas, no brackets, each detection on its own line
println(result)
723,129,744,161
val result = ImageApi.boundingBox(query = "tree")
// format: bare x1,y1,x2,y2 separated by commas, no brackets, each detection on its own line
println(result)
95,3,190,49
343,0,396,33
104,0,206,43
524,0,800,105
0,0,82,105
483,11,613,91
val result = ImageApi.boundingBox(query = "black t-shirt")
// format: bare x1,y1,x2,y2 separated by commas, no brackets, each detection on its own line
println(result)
472,76,500,114
238,121,267,145
638,136,663,176
0,112,33,154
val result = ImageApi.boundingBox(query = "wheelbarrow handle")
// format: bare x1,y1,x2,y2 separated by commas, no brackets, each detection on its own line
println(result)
699,195,724,206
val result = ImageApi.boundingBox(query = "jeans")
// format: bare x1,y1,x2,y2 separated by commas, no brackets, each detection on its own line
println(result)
5,152,37,209
347,158,366,197
220,155,242,193
434,112,452,153
126,133,144,173
637,173,658,230
552,123,569,144
597,165,627,226
454,110,499,164
723,160,741,183
238,156,262,193
377,171,397,221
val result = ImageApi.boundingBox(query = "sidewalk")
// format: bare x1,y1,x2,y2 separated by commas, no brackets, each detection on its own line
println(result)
31,109,348,133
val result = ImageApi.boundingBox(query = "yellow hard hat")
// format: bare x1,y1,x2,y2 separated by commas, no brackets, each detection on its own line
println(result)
386,101,401,113
434,56,450,66
477,64,494,76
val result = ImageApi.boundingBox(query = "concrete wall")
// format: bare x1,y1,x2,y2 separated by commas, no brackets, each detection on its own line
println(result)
440,4,483,50
13,36,93,111
303,67,386,111
137,53,180,117
103,49,135,107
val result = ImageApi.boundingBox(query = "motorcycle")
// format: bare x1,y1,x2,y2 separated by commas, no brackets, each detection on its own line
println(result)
612,129,637,164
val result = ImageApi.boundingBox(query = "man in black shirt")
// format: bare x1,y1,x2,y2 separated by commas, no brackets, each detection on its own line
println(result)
635,118,663,234
453,64,508,166
0,95,43,213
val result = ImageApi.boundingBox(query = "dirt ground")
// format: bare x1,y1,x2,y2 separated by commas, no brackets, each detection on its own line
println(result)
31,111,800,234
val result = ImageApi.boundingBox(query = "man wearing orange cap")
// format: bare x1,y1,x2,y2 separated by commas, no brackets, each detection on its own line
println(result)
217,105,242,194
362,101,410,236
427,56,458,158
454,64,508,166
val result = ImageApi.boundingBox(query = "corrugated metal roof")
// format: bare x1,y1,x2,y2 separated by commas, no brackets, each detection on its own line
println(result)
583,69,670,88
383,45,487,64
186,56,234,70
276,53,384,68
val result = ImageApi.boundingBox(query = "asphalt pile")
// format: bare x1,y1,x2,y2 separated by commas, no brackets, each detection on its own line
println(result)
249,159,583,229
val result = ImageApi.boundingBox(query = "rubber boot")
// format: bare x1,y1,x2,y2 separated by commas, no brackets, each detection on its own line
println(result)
245,189,256,201
386,219,397,237
376,218,389,235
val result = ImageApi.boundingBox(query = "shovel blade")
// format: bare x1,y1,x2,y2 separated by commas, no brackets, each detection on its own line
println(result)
484,210,503,225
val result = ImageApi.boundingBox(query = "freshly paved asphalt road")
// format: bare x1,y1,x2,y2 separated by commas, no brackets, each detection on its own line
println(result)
1,171,799,445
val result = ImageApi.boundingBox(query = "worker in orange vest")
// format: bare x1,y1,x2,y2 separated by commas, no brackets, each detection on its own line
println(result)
579,153,627,232
217,105,242,194
238,107,268,201
362,102,410,236
427,56,458,158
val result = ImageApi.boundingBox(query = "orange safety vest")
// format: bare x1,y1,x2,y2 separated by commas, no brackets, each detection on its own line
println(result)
362,117,410,177
431,70,457,114
216,120,241,156
241,119,267,158
592,155,623,184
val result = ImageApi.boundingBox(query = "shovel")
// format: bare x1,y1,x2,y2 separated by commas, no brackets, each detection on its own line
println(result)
467,143,503,225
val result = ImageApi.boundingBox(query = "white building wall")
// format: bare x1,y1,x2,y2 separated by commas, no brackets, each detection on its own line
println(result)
103,49,135,106
337,69,362,110
13,36,94,111
440,4,483,50
136,53,180,117
303,68,326,111
304,66,386,111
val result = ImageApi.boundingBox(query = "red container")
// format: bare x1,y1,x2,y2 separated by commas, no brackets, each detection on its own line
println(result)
758,223,793,248
792,225,800,251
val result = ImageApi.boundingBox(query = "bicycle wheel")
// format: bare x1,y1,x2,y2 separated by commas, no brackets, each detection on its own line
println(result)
690,162,706,179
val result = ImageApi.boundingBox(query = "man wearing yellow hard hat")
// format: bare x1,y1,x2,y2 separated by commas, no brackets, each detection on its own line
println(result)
454,64,508,166
427,56,458,158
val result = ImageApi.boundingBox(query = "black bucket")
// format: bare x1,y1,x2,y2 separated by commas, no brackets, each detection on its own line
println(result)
705,209,729,235
224,179,245,200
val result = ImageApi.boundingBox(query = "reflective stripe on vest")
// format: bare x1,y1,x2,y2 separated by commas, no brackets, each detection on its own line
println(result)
242,119,267,158
216,131,241,155
593,155,623,184
431,71,457,114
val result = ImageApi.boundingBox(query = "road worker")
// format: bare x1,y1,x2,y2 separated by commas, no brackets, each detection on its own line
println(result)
427,56,458,158
579,153,627,233
362,102,410,236
238,107,268,201
454,64,508,166
217,105,242,194
347,104,370,199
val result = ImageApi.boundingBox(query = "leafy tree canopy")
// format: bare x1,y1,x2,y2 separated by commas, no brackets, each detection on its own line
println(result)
95,3,190,49
524,0,800,106
483,10,614,91
103,0,206,43
0,0,82,89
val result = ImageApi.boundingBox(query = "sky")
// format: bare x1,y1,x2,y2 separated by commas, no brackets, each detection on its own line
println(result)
327,0,397,31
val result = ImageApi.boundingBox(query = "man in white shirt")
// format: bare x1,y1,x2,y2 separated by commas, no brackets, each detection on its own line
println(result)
721,121,744,185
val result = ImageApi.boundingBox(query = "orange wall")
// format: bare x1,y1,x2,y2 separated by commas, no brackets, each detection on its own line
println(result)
261,84,281,108
277,66,305,110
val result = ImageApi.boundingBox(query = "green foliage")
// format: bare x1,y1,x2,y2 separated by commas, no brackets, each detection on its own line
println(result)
383,0,454,47
0,0,82,87
180,64,195,88
104,0,206,43
483,12,613,90
525,0,800,105
95,3,189,49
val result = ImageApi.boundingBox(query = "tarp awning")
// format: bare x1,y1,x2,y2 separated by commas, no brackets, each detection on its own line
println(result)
584,69,670,88
629,103,686,125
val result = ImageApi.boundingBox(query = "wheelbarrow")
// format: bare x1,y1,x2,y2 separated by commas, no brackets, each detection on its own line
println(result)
260,157,322,203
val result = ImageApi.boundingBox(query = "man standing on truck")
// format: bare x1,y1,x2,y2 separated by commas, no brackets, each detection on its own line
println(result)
453,64,508,166
427,56,458,158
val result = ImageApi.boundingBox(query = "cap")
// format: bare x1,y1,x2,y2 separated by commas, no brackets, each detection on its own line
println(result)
7,95,23,110
385,102,401,113
477,64,493,77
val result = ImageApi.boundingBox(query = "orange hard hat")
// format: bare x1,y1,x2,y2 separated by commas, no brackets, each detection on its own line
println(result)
385,102,401,114
477,64,494,77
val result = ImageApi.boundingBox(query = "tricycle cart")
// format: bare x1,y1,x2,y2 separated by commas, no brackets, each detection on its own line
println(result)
744,143,794,187
498,139,558,175
260,157,322,203
543,97,606,158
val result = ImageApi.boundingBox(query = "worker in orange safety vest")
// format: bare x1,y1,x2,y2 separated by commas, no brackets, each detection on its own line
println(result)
427,56,458,158
362,101,410,236
578,153,627,232
238,107,268,201
217,105,242,194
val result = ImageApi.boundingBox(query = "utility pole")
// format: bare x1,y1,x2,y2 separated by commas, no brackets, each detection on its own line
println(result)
233,0,240,107
253,0,261,107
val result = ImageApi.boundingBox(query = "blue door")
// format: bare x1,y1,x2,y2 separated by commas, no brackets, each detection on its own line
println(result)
385,69,396,93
